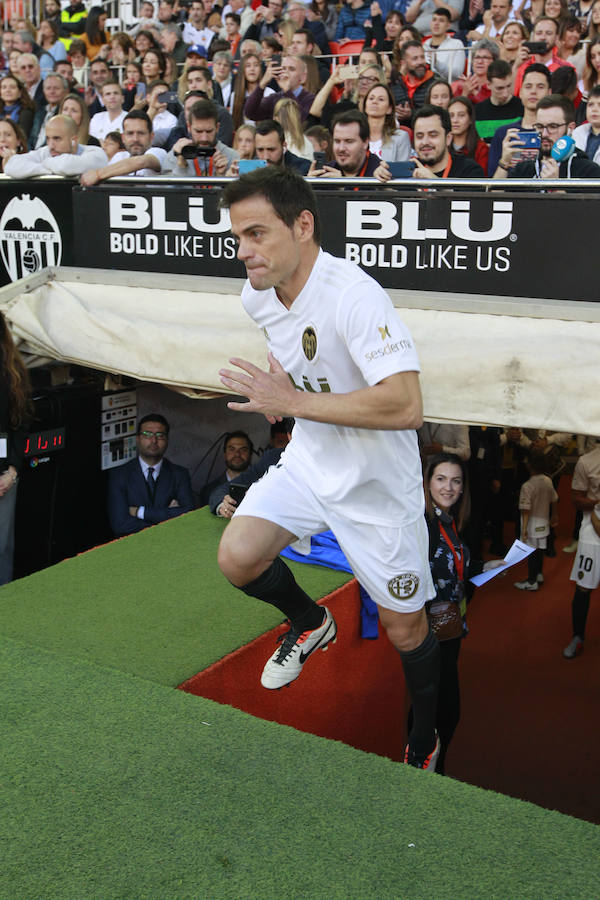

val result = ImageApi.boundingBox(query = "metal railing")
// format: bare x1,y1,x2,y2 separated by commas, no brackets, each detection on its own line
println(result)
91,174,600,193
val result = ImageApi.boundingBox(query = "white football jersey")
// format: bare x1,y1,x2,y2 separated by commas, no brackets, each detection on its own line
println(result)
241,250,425,526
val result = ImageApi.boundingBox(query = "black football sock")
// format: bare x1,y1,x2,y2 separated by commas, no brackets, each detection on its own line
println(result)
572,587,590,639
399,628,440,758
239,557,325,631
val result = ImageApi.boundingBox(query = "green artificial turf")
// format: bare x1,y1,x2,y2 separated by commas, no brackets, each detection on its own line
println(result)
0,509,350,687
2,633,599,900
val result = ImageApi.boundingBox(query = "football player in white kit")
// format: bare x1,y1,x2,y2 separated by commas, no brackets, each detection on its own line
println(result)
218,167,441,769
564,440,600,658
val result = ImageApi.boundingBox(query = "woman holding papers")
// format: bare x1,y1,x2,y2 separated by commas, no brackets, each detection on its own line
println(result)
421,453,503,774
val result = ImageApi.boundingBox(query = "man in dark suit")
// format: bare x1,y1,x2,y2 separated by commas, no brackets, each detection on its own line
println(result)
108,413,194,537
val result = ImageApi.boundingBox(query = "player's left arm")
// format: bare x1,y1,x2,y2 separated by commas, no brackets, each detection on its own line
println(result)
219,353,423,430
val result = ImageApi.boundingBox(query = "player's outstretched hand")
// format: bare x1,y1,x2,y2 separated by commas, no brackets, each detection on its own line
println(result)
219,352,294,423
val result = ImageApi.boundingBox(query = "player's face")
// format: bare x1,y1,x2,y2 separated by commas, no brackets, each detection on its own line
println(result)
230,195,305,292
429,462,463,511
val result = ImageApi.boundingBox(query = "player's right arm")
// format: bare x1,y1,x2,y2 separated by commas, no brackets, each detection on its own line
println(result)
220,354,423,430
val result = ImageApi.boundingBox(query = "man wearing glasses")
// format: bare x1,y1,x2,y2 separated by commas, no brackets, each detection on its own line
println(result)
494,94,600,178
107,414,194,537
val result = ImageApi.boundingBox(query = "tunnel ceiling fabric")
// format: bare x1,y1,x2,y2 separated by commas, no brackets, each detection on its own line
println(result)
0,275,597,434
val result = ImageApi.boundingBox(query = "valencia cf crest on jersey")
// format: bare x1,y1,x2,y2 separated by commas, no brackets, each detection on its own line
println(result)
302,326,317,361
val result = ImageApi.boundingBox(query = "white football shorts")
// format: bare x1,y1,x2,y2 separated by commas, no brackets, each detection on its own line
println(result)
570,516,600,591
234,460,435,614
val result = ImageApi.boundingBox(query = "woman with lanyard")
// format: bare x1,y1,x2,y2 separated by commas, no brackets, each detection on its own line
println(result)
419,453,503,774
0,312,31,585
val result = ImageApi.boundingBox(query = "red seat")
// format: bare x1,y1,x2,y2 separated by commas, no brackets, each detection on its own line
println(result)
328,39,365,66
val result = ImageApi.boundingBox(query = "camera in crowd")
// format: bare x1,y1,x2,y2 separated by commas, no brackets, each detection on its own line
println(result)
181,144,216,159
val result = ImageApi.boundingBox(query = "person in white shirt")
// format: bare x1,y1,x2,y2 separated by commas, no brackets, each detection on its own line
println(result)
145,79,179,132
4,115,108,178
471,0,516,40
182,0,215,48
218,167,442,771
89,82,128,141
422,8,466,82
80,110,168,183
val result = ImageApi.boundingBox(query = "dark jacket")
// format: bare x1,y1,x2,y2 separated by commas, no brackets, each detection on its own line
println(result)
391,71,438,111
508,147,600,179
208,448,283,514
445,153,485,178
107,456,194,537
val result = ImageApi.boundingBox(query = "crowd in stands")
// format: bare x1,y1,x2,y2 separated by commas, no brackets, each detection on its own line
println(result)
0,0,600,179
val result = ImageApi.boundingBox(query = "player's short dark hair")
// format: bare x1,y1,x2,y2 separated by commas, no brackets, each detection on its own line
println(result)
223,430,252,452
255,118,285,143
487,59,512,81
331,109,369,141
123,109,152,131
225,11,241,24
138,413,170,434
221,166,322,244
432,7,451,19
536,93,575,122
589,84,600,99
413,103,451,134
189,98,218,123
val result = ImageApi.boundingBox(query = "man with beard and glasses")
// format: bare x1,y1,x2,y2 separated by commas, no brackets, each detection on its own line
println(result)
80,110,169,184
494,94,600,178
410,104,485,178
393,41,439,121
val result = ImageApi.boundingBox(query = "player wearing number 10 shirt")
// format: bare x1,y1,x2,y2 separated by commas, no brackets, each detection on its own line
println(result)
565,442,600,659
217,167,440,769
